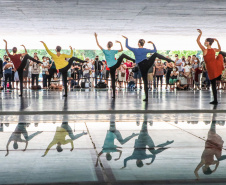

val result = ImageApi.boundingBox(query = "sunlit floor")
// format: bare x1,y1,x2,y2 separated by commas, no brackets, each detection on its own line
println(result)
0,89,226,184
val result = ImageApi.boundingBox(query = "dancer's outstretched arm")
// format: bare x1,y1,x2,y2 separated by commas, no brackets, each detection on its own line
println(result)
116,41,123,52
196,29,205,52
20,45,28,56
3,40,10,55
213,38,221,52
122,35,135,51
63,46,73,58
94,33,103,50
147,41,157,53
40,41,55,57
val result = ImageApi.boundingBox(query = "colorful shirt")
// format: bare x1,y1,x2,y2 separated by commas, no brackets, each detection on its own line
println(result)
126,39,157,64
102,49,118,68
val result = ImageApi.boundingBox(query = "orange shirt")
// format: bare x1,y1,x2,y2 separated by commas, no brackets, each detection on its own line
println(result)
204,49,224,80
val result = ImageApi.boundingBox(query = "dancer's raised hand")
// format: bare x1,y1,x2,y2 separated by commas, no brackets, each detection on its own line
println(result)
148,41,154,44
69,46,72,50
197,29,202,34
3,39,7,43
21,45,25,48
213,38,218,42
122,35,128,39
40,41,45,44
115,40,121,43
94,32,98,37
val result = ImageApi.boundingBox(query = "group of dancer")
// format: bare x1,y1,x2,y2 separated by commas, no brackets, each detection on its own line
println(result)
3,29,226,104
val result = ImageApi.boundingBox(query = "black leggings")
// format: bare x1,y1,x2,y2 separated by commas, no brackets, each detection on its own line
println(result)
156,75,163,87
59,57,85,96
138,52,174,100
210,75,221,102
109,54,135,97
166,68,172,85
17,54,42,95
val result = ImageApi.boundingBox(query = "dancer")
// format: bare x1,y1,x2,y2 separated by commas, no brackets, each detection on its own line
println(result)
121,113,174,168
194,114,226,179
94,33,135,98
42,99,87,157
40,41,86,97
3,40,42,96
196,29,225,104
95,101,138,166
122,36,174,101
5,97,42,156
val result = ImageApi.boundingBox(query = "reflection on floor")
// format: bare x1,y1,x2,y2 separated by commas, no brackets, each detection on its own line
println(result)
1,90,226,184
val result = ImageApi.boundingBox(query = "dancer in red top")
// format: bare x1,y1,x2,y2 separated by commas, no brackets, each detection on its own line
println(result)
3,40,42,96
196,29,226,104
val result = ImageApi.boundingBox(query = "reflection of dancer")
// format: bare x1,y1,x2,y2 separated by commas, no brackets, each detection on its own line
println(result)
95,122,138,166
122,113,174,168
41,41,86,97
3,40,42,96
122,36,174,101
42,122,87,157
5,123,42,156
194,120,226,179
196,29,226,104
42,99,87,157
94,33,135,98
96,100,138,166
5,97,42,156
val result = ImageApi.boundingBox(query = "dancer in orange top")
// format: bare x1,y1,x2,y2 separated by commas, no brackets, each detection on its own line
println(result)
196,29,225,104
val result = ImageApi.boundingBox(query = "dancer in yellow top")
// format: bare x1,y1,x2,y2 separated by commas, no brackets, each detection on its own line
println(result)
40,41,87,97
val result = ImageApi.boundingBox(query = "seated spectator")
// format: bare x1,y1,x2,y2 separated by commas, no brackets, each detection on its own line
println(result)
183,60,192,89
169,67,179,90
127,72,135,90
177,72,188,90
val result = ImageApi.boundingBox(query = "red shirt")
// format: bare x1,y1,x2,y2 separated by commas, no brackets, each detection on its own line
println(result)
204,49,224,80
8,53,22,70
104,61,110,71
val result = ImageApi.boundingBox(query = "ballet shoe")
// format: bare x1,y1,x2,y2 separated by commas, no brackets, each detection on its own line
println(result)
143,98,148,102
209,101,218,105
112,96,115,99
19,94,22,97
63,94,67,97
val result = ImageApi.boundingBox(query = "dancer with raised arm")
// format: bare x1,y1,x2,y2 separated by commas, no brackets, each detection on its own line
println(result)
122,36,174,101
94,33,135,98
3,40,42,96
196,29,225,104
41,41,86,97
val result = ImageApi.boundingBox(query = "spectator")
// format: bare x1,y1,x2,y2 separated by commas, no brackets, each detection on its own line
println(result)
155,59,164,89
124,59,134,84
169,67,179,90
183,60,192,89
147,62,155,91
165,61,174,90
3,57,13,90
42,56,50,89
0,58,3,87
117,62,127,89
177,71,188,90
82,58,92,82
30,56,41,87
175,54,183,74
194,57,202,90
133,64,142,90
94,55,103,87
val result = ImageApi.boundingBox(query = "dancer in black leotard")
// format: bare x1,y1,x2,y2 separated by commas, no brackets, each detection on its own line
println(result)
3,40,42,96
94,33,135,98
122,36,174,101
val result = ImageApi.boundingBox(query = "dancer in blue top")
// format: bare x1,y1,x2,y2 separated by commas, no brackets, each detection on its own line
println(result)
95,33,135,98
122,36,174,101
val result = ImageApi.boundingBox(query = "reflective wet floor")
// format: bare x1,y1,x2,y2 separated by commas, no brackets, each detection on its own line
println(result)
1,90,226,184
